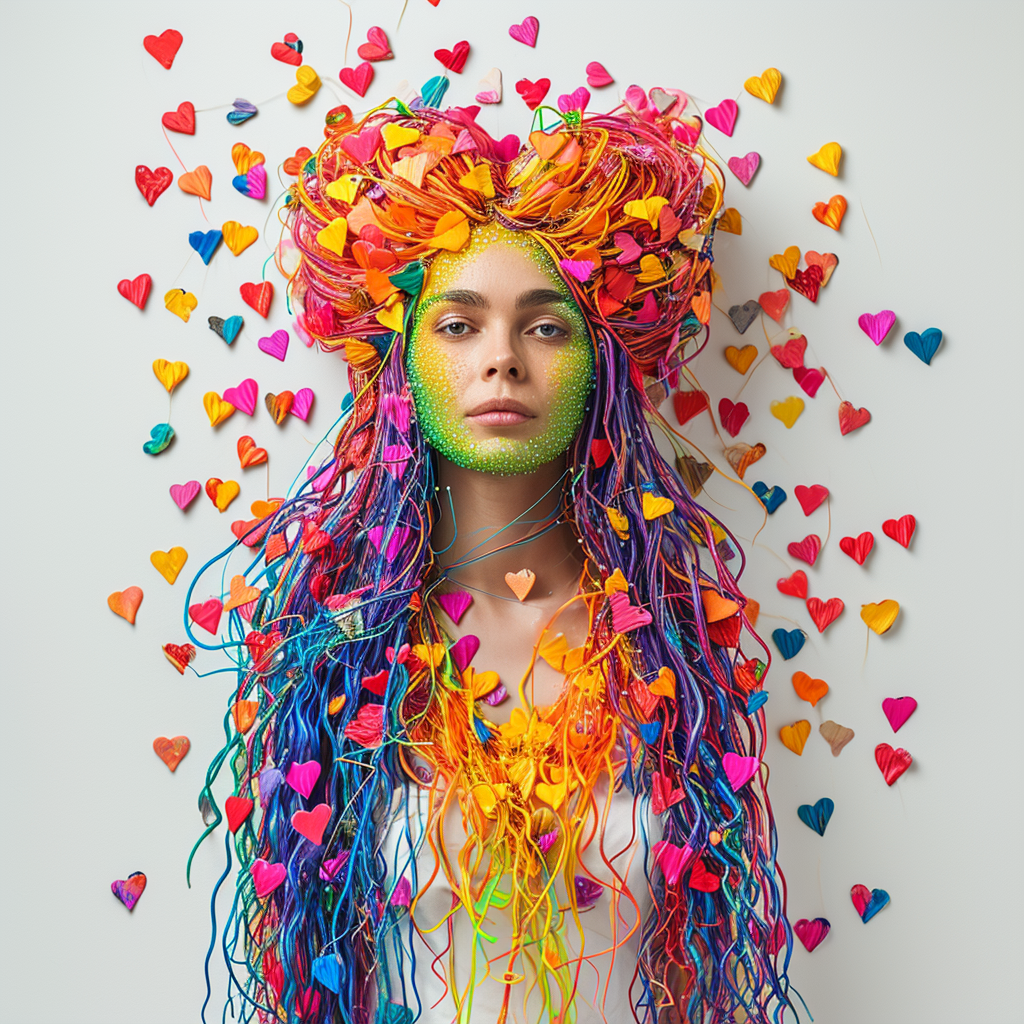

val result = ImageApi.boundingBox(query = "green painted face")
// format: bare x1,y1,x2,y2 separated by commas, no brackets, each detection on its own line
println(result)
405,223,595,475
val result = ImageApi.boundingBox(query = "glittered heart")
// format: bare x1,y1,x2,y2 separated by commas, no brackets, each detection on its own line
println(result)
111,871,147,910
258,330,289,361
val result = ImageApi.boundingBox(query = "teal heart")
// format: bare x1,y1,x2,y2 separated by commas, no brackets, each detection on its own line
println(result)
746,690,768,714
143,422,175,455
771,628,805,660
208,315,243,345
312,953,340,993
389,261,424,298
752,481,786,514
419,75,449,108
188,229,222,265
798,797,834,835
903,327,942,365
341,392,354,413
859,888,890,923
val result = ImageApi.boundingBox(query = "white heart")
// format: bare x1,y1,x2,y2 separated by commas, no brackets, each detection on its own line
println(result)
394,79,420,105
475,67,502,104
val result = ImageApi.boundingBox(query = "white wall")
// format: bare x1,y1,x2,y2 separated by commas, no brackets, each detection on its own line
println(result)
1,2,1020,1022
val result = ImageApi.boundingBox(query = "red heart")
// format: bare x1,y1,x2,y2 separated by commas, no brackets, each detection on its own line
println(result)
225,796,254,832
882,514,916,548
143,29,183,69
515,77,551,110
718,399,749,437
117,274,152,310
189,599,223,635
770,334,806,368
153,735,190,771
291,803,332,845
776,570,808,599
806,596,844,633
434,40,470,73
839,531,874,565
357,26,393,61
794,484,828,516
787,534,821,566
161,101,195,134
673,390,709,426
232,517,271,548
838,401,871,436
271,40,302,65
340,62,374,97
590,439,612,468
794,918,830,952
758,289,789,322
341,126,382,164
874,743,912,785
240,281,274,317
603,266,635,302
135,165,173,206
786,265,824,303
707,613,742,648
283,147,312,176
793,365,825,397
688,859,721,892
162,642,196,674
650,771,685,815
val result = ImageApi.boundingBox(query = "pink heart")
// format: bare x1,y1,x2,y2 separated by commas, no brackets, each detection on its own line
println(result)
727,152,760,186
850,884,872,918
357,26,391,61
246,164,267,200
223,378,258,415
882,696,918,733
250,859,286,897
189,599,223,635
557,87,590,113
258,330,290,361
380,391,412,433
559,258,593,281
705,99,738,136
291,387,315,421
673,120,701,147
306,462,334,492
391,877,412,907
652,841,695,885
491,134,521,162
585,61,613,88
368,524,410,562
508,15,539,46
286,760,321,798
450,634,480,672
722,752,759,791
794,917,830,952
475,89,500,104
858,309,896,345
624,85,647,113
170,480,201,510
383,443,412,479
794,484,829,516
613,231,641,264
636,292,658,323
340,61,374,98
437,589,473,624
319,852,350,881
793,365,825,397
111,872,147,911
291,803,332,845
452,129,477,154
770,334,807,368
341,125,382,164
608,590,653,632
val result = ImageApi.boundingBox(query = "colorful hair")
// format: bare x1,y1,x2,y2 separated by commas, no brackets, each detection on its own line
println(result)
189,95,793,1024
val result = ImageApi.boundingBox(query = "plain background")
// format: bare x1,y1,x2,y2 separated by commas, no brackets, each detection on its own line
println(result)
1,2,1021,1022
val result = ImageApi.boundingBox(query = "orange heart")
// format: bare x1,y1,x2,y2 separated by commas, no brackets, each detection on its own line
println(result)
223,574,262,612
701,589,740,623
237,435,268,469
725,344,757,374
769,246,800,279
692,290,711,324
530,129,568,162
231,143,265,174
724,442,766,479
430,210,470,251
861,600,899,635
791,671,829,707
178,165,212,200
265,391,295,424
779,720,811,755
108,586,143,624
207,478,240,512
805,250,838,286
820,719,855,757
717,207,742,235
505,569,536,602
649,666,676,697
150,546,188,584
812,195,847,231
153,735,190,772
222,221,259,256
232,700,259,734
251,499,283,519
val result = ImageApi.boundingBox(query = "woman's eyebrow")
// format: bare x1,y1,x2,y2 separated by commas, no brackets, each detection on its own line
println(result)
516,288,568,309
431,289,488,308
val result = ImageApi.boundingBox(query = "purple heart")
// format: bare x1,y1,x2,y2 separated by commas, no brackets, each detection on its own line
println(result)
450,634,480,672
258,330,289,361
858,310,896,345
223,378,258,415
436,589,473,624
258,768,284,807
170,480,201,510
291,387,315,421
727,152,760,186
481,684,508,706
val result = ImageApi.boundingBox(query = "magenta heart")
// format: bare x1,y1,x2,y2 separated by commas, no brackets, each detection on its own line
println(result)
858,310,896,345
379,391,411,433
614,231,641,264
291,803,332,845
368,524,410,562
452,129,476,154
794,917,830,952
450,634,480,672
307,463,334,491
286,759,321,798
250,859,286,897
437,589,473,624
793,365,825,397
245,164,267,200
652,840,695,885
608,591,653,632
491,134,521,162
559,258,593,281
258,330,290,361
291,387,315,421
722,752,759,791
705,99,738,135
673,120,701,146
586,61,613,88
624,84,647,113
170,480,201,510
223,378,258,415
882,696,918,733
189,599,223,635
508,15,539,46
557,87,590,113
319,852,350,881
383,443,412,479
727,152,760,186
111,872,147,911
341,125,382,164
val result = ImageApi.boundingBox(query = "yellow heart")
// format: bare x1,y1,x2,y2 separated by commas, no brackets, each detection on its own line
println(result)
203,391,236,427
164,289,197,322
430,210,470,252
325,175,360,204
807,142,843,176
779,719,811,755
768,246,801,279
392,153,429,189
412,643,446,669
649,666,676,697
316,217,349,257
623,196,668,230
213,480,240,512
458,163,495,198
636,254,664,283
375,294,404,332
744,68,782,104
231,143,265,174
472,783,502,817
152,359,189,393
224,574,262,611
725,345,757,374
770,396,805,428
539,631,569,669
222,221,258,256
534,780,567,808
717,207,742,235
606,507,629,540
861,600,900,635
381,123,421,150
287,65,321,105
150,546,188,584
642,492,675,520
604,568,629,595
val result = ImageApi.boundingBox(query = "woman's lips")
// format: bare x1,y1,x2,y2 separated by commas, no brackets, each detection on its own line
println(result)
466,399,534,427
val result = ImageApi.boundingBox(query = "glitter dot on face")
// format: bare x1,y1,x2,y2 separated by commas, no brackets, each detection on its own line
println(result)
406,224,595,476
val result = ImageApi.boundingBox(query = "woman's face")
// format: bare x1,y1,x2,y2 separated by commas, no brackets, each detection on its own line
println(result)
406,224,595,475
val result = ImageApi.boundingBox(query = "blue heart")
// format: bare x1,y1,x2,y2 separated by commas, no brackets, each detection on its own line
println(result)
341,392,355,413
311,954,341,993
752,481,787,514
746,690,769,714
420,75,450,108
771,628,806,660
638,721,662,745
903,328,942,365
143,422,175,455
232,172,254,197
221,315,243,344
859,887,890,923
227,108,257,125
798,797,834,836
188,229,222,265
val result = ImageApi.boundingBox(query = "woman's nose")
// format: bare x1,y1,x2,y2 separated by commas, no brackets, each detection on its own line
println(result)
482,327,525,381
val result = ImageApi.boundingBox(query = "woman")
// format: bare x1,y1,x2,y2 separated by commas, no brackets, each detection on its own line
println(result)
190,93,792,1024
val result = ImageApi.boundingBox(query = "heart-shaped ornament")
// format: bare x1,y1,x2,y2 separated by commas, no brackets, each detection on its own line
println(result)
153,735,190,771
794,918,830,952
752,481,786,514
759,289,790,322
240,281,273,317
797,798,834,836
724,442,766,479
851,885,890,923
722,752,759,790
770,396,804,429
779,720,811,755
357,26,392,61
861,600,899,634
161,101,195,135
340,62,374,97
237,436,268,469
143,29,182,69
189,599,223,634
786,265,823,303
225,795,254,833
208,315,243,344
808,142,843,176
882,514,916,547
475,67,502,104
839,531,874,565
227,98,258,126
819,720,854,756
164,289,197,322
875,743,912,785
287,66,321,105
771,628,806,660
150,546,187,584
806,597,843,633
250,859,286,897
292,803,333,845
586,61,613,87
812,194,847,230
117,274,152,310
111,871,147,910
728,152,760,186
792,670,829,705
504,569,536,602
178,165,212,200
805,250,838,286
904,328,942,364
793,366,825,397
794,484,828,515
770,331,807,368
271,36,303,65
258,330,289,361
188,229,221,265
108,587,144,624
169,481,201,510
776,570,808,598
222,221,258,256
769,246,801,279
882,696,918,732
787,534,821,566
135,165,173,206
725,344,758,374
718,399,750,436
515,77,550,110
508,16,539,46
434,40,470,73
143,423,175,455
705,99,738,136
838,401,871,436
222,379,257,416
744,68,782,103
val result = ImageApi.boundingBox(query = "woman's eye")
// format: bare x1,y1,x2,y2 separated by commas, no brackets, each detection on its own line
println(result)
438,321,471,337
532,323,567,339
